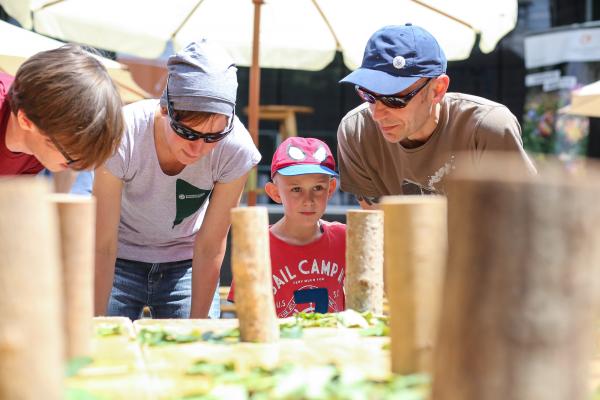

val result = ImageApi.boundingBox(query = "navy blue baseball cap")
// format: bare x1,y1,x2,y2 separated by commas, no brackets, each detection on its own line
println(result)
340,24,447,95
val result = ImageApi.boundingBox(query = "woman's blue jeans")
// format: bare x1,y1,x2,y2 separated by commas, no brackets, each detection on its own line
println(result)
107,258,220,320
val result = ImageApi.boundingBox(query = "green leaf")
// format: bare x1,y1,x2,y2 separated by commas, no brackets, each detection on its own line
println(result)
187,360,236,376
65,356,93,377
390,373,431,388
280,324,303,338
275,309,393,345
180,360,430,399
94,323,122,337
202,328,240,343
293,312,338,328
64,388,101,400
359,322,389,337
337,310,369,328
137,327,204,346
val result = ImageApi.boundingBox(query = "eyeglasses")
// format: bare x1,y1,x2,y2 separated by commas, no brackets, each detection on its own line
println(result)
48,135,79,166
165,77,235,143
355,78,432,109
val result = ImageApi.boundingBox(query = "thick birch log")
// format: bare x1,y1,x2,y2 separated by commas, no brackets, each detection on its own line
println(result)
49,194,95,359
379,196,447,375
231,207,279,342
0,178,63,399
345,210,384,314
433,156,600,400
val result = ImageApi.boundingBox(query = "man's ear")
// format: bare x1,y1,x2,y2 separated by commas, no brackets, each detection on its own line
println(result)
431,74,450,104
16,110,35,132
265,181,282,204
327,177,338,200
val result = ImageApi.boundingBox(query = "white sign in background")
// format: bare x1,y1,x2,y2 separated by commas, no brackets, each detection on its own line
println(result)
524,70,577,92
524,70,561,87
524,26,600,69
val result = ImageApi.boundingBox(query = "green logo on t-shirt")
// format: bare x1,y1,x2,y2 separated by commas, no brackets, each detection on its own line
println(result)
173,179,212,228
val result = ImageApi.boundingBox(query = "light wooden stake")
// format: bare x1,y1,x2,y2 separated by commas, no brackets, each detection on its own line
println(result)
433,156,600,400
0,177,63,400
379,195,447,375
49,194,96,359
231,206,279,342
345,209,384,314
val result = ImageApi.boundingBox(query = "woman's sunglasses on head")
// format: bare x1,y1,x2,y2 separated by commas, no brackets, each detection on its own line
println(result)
355,78,432,109
166,78,235,143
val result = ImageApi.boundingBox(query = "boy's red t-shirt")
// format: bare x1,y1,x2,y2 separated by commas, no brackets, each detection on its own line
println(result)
228,220,346,318
0,72,44,176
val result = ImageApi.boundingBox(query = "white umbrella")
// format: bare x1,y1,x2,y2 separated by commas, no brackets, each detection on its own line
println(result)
561,80,600,118
2,0,517,69
0,19,149,104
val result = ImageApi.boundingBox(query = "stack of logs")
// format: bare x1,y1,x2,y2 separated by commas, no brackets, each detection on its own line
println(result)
0,178,95,400
2,153,600,399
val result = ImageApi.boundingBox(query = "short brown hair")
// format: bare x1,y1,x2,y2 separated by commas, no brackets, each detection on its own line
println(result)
9,44,124,170
160,106,216,127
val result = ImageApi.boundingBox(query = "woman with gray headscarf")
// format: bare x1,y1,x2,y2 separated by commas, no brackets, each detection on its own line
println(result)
94,40,261,319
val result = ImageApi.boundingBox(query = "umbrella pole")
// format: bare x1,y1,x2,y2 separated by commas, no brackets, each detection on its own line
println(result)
247,0,264,206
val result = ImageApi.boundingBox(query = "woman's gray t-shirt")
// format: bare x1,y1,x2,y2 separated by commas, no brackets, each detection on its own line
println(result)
105,100,261,263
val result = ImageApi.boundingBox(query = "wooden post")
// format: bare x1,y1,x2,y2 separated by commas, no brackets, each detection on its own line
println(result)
433,158,600,400
379,196,447,375
49,194,95,359
0,178,63,399
230,206,278,342
246,0,264,206
345,210,384,314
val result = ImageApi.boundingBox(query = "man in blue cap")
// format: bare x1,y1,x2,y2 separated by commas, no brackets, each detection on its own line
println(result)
337,24,535,206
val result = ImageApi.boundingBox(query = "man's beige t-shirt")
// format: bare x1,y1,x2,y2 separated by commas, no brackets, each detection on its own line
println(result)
337,93,535,199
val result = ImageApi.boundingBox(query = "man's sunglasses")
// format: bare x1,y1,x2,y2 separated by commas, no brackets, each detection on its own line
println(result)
48,135,79,166
166,77,235,143
355,78,432,109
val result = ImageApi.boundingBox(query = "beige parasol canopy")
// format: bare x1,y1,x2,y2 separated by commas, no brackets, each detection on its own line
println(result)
0,0,517,69
0,19,149,104
562,80,600,118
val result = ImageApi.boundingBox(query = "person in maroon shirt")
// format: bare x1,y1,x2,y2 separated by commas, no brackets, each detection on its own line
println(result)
0,44,124,175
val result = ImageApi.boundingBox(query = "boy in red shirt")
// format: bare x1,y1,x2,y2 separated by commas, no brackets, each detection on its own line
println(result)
229,137,346,318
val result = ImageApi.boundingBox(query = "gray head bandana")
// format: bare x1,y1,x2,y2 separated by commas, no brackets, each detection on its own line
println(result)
160,39,237,116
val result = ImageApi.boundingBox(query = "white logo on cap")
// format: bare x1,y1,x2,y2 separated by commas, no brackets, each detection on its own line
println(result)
313,146,327,162
288,146,306,160
392,56,406,69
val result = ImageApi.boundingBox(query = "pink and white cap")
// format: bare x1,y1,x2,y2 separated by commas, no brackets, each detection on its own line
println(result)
270,137,337,179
